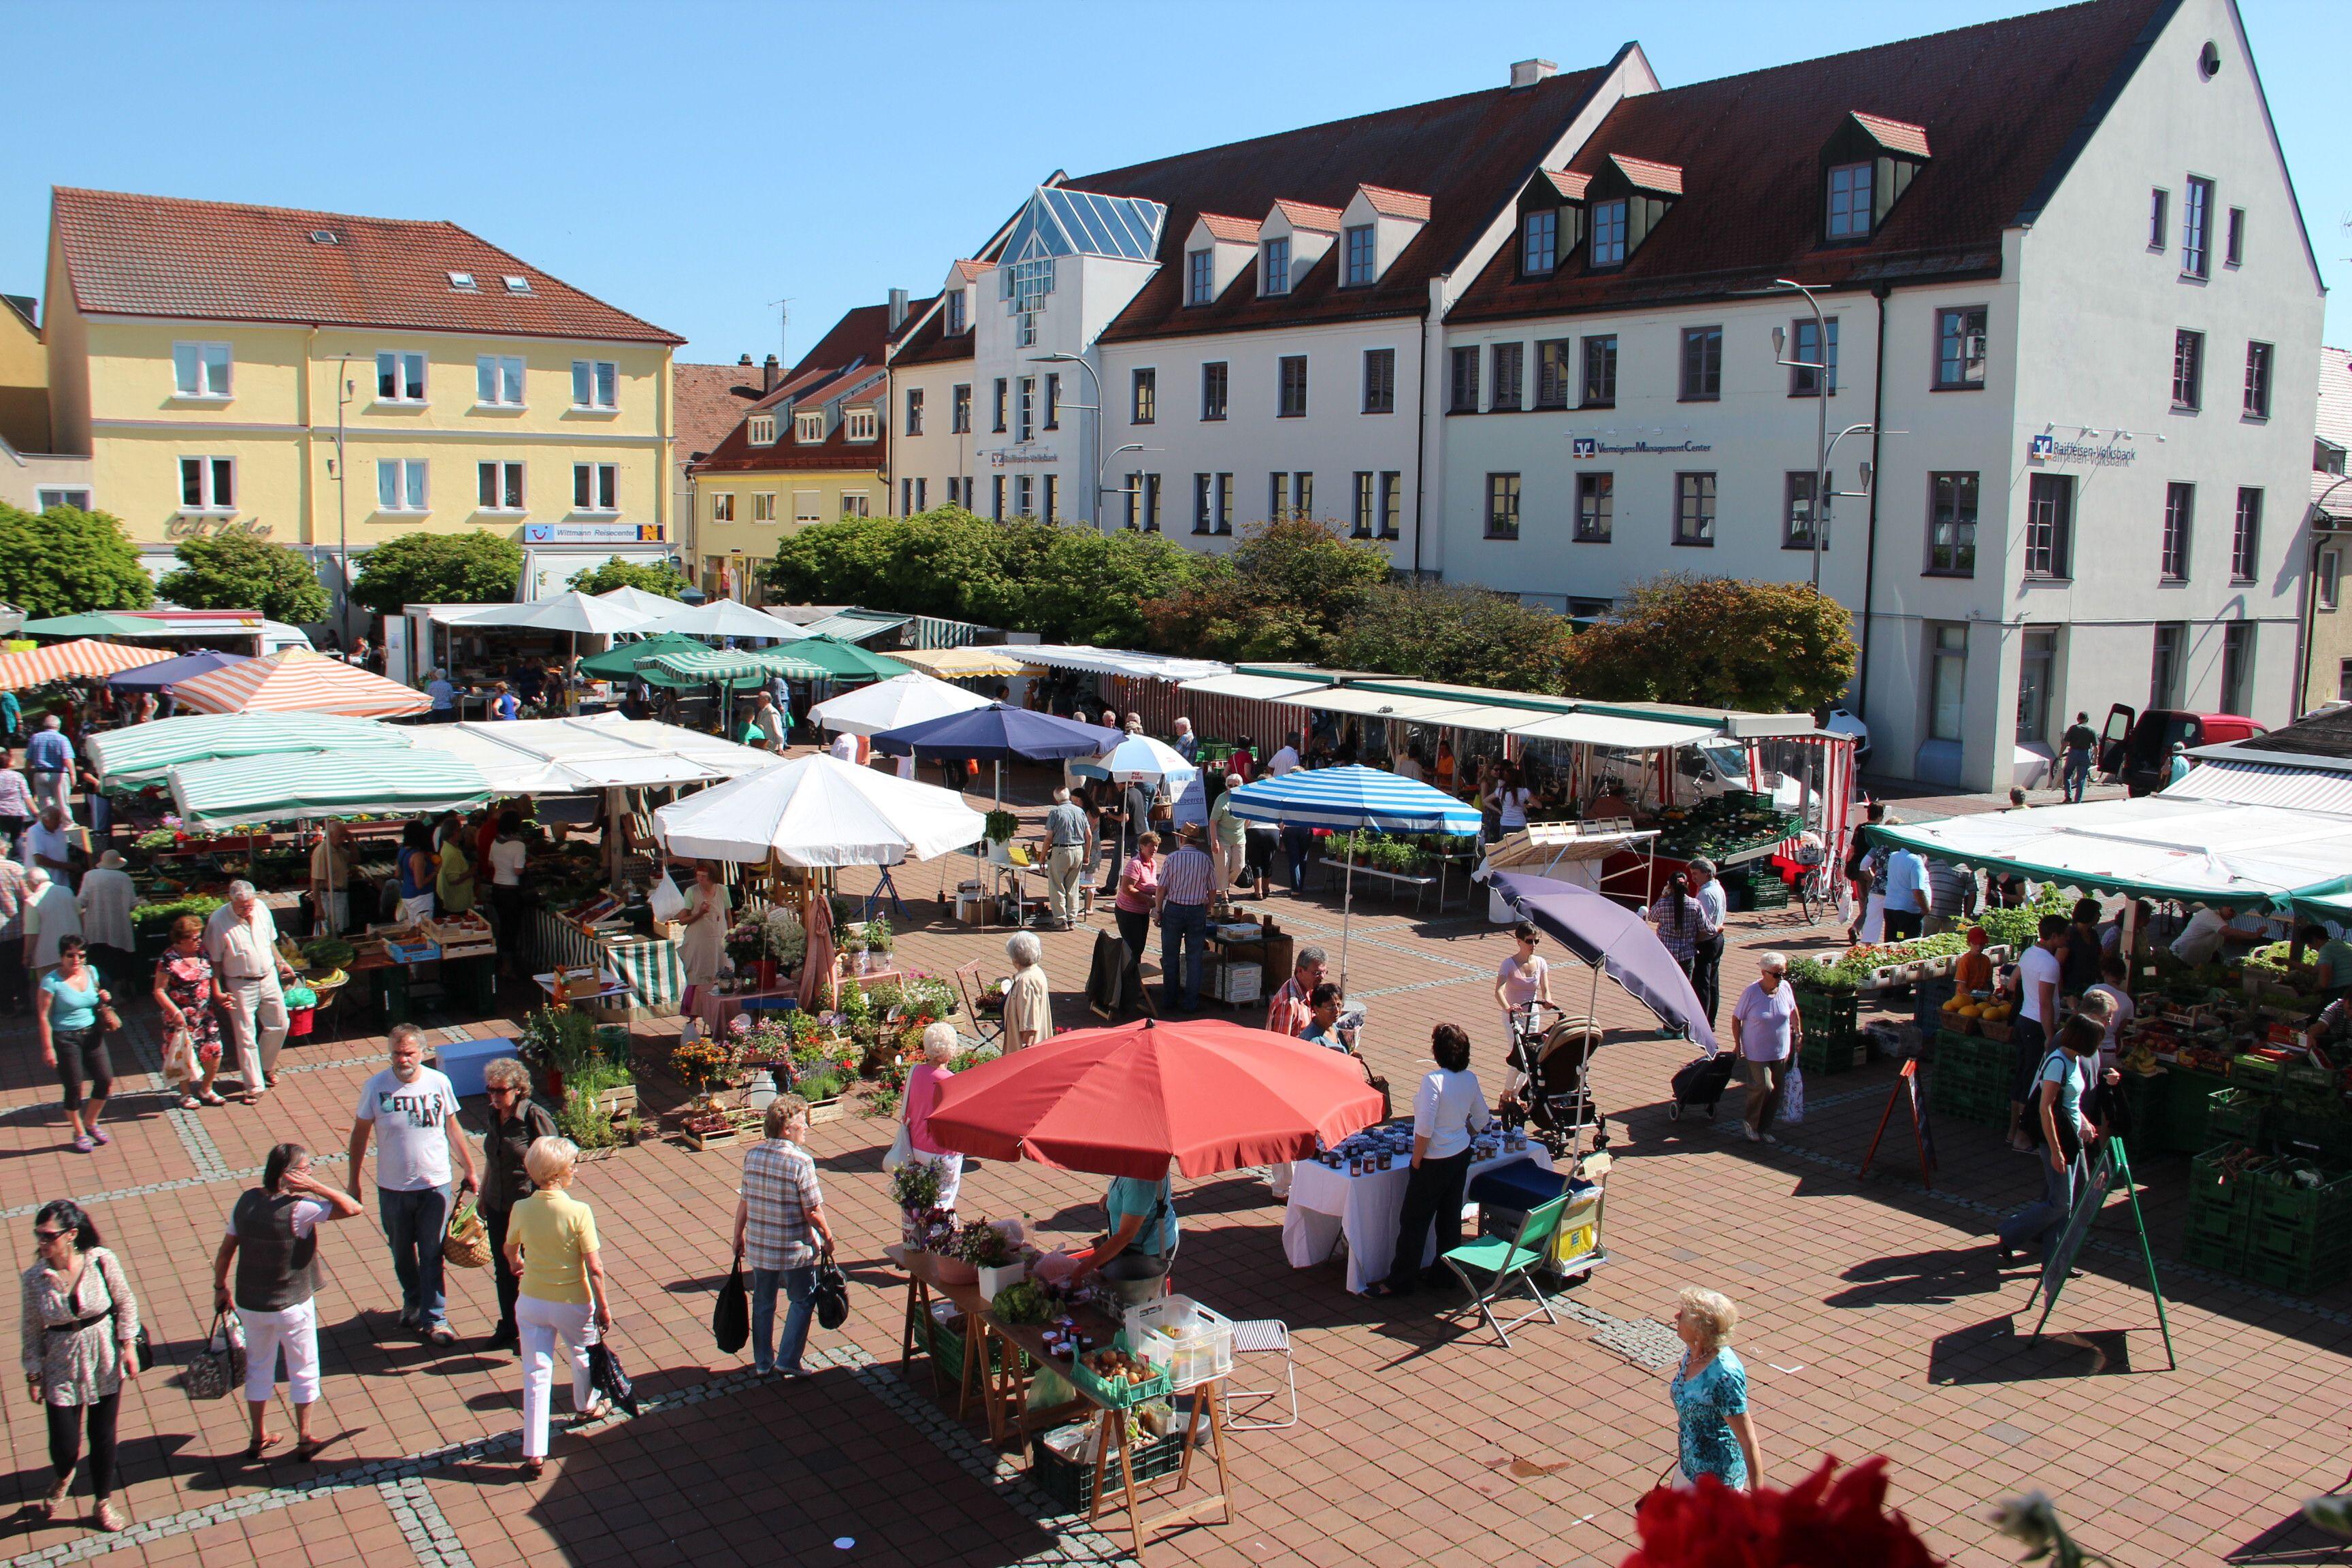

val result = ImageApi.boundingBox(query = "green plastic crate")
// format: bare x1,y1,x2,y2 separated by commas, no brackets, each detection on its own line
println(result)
2180,1231,2244,1275
1929,1076,2011,1128
1795,990,1859,1039
1029,1428,1187,1512
1801,1033,1864,1074
2244,1160,2352,1232
2187,1143,2259,1217
2271,1109,2352,1165
2207,1088,2270,1144
2238,1249,2352,1296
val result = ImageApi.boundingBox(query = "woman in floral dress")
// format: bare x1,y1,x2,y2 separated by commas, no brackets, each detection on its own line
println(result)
152,914,226,1109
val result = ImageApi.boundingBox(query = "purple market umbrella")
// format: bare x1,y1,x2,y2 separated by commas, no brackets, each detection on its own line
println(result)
1488,870,1718,1055
106,649,252,693
868,702,1115,762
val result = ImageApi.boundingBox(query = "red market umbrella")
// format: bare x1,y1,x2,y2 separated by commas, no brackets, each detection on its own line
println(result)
924,1017,1388,1179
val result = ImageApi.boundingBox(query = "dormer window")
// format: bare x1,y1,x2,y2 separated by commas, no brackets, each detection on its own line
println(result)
1818,113,1928,243
1188,249,1214,306
946,290,966,334
844,408,877,442
1590,201,1628,267
1825,163,1873,240
795,412,825,443
1262,237,1291,297
1343,225,1375,287
747,414,777,446
1521,210,1558,276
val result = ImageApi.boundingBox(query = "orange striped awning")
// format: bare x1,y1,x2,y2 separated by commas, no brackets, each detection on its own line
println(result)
169,647,431,719
0,638,174,691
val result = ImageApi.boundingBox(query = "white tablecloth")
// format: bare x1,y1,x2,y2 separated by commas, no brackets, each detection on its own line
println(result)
1281,1145,1554,1294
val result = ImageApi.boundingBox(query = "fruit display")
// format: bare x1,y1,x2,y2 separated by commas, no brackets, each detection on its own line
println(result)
1085,1348,1153,1386
301,936,357,970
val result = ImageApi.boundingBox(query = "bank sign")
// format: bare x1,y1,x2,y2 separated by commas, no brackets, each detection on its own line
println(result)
2029,434,2136,467
1571,436,1714,458
522,522,666,544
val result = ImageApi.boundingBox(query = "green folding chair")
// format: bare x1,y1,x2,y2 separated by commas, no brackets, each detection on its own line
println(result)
1439,1192,1569,1348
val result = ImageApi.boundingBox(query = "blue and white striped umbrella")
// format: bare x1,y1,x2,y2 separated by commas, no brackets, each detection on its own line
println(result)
1224,765,1482,835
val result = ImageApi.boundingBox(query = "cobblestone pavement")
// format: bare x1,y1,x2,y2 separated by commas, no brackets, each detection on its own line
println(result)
0,774,2345,1567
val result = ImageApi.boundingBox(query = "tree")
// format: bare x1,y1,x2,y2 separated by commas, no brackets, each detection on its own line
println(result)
1567,573,1859,713
1141,517,1390,664
0,504,153,619
157,533,330,623
1335,581,1575,693
567,555,689,598
350,530,524,615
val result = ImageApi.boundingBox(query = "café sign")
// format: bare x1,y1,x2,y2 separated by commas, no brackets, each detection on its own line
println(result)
165,514,272,540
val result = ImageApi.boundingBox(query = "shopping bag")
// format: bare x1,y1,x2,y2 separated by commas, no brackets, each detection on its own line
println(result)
184,1311,246,1401
880,1119,913,1174
587,1337,638,1416
1779,1063,1807,1125
647,872,687,924
161,1027,199,1087
813,1258,849,1331
442,1196,491,1269
713,1254,749,1354
1859,892,1886,944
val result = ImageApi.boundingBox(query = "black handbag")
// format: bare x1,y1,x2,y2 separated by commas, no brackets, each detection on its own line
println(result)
713,1254,749,1354
587,1337,638,1416
812,1258,849,1331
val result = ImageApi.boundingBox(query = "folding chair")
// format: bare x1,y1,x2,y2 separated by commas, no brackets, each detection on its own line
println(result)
1223,1319,1297,1432
953,960,1006,1053
1439,1193,1569,1349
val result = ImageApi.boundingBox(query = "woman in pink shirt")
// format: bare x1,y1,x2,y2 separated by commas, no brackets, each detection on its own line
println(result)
1113,832,1161,965
898,1023,963,1210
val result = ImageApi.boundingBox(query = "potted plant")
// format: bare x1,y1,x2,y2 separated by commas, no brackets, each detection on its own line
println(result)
763,905,806,988
668,1031,738,1096
890,1160,946,1248
983,808,1019,847
951,1219,1027,1298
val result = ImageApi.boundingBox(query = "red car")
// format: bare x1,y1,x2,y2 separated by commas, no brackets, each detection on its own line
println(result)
2097,704,2266,796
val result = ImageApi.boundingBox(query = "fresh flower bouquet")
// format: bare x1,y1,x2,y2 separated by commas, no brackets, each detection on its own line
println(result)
724,919,768,969
943,1218,1017,1269
890,1158,944,1213
763,905,806,967
734,1016,796,1064
669,1032,738,1092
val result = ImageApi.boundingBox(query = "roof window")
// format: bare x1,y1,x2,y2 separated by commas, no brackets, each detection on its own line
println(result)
1572,157,1683,270
502,275,532,294
308,229,340,246
447,271,477,291
1818,112,1929,244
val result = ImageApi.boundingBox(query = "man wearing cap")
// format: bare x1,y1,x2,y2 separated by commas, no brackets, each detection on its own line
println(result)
1686,858,1729,1027
2167,741,2193,789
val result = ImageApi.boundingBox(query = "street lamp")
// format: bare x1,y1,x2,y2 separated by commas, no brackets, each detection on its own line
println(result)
1029,351,1101,531
1761,278,1833,591
333,353,357,650
1099,444,1162,530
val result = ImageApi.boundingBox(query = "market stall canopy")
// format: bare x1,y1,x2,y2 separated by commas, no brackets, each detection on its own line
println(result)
795,636,913,681
794,608,911,644
1176,672,1325,704
86,713,414,789
169,648,431,718
1874,796,2352,907
169,749,491,828
1222,765,1482,835
103,650,251,693
1505,712,1722,748
1014,645,1232,682
869,702,1117,762
575,632,707,681
18,612,170,639
923,1017,1389,1179
809,672,992,737
1488,870,1718,1054
885,645,1032,681
593,585,687,620
638,645,830,684
651,753,985,866
454,591,661,636
0,638,174,689
630,600,813,640
411,713,778,794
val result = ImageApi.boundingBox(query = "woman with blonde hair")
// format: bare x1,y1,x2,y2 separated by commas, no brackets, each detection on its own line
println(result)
504,1137,612,1477
1667,1286,1762,1490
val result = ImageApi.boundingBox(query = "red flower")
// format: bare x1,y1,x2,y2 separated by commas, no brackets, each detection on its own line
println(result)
1622,1457,1942,1568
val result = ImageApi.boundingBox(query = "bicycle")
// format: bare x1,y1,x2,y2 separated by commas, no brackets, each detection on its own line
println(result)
1791,842,1835,927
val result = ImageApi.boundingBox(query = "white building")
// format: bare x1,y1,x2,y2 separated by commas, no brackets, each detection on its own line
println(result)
889,0,2323,791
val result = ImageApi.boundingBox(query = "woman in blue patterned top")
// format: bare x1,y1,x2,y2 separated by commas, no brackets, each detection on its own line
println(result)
1667,1286,1763,1490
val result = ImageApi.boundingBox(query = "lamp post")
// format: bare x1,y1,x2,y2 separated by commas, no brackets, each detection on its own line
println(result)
1098,443,1161,530
1763,278,1831,591
333,353,357,651
1030,351,1101,532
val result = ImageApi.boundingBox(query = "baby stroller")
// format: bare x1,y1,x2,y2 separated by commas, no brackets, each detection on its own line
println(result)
1501,1002,1608,1164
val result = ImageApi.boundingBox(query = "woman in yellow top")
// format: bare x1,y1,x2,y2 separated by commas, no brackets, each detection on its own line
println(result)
503,1137,612,1477
433,815,476,916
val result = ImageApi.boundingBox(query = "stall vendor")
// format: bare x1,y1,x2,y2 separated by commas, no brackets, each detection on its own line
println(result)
1069,1165,1179,1286
2306,994,2352,1056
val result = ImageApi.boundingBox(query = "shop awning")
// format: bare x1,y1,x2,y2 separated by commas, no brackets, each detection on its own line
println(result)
1017,644,1231,681
887,645,1032,681
169,749,491,827
88,713,415,789
410,714,780,793
2161,758,2352,815
1505,713,1722,749
796,609,912,643
1271,688,1496,724
1176,673,1325,702
640,646,830,683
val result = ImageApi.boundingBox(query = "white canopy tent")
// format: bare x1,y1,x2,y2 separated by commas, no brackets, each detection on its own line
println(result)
593,585,687,620
630,600,813,640
408,713,778,793
653,753,985,867
808,671,992,737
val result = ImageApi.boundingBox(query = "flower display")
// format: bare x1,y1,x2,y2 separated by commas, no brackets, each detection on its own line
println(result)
1622,1456,1940,1568
669,1032,738,1093
763,905,806,966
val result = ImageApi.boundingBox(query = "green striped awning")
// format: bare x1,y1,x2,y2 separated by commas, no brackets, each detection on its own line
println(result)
168,749,491,827
640,647,830,683
89,713,412,789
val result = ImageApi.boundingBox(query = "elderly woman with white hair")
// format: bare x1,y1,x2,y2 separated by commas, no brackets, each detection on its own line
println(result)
1002,930,1051,1051
504,1136,612,1477
1668,1286,1763,1490
898,1022,966,1209
22,865,81,985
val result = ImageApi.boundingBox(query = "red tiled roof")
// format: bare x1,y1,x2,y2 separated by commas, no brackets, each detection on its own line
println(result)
1271,199,1345,233
952,259,991,282
1356,184,1433,221
50,186,681,344
693,297,919,473
794,366,885,410
1607,154,1684,196
1450,0,2172,325
1195,213,1264,244
674,361,762,465
1539,169,1592,201
1850,111,1932,159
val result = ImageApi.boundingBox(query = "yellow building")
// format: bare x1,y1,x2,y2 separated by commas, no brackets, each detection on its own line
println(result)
42,187,683,603
686,295,927,602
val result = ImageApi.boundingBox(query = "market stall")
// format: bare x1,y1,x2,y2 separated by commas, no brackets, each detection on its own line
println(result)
1281,1124,1554,1293
0,637,174,688
88,713,417,791
169,648,431,718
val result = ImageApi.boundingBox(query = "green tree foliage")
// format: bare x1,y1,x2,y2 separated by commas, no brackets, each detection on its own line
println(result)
156,533,330,624
0,504,153,619
1335,581,1575,693
1567,574,1859,713
350,530,525,615
566,555,690,598
1141,517,1391,664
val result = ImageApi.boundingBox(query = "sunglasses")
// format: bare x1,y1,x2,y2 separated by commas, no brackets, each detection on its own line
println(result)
32,1228,69,1243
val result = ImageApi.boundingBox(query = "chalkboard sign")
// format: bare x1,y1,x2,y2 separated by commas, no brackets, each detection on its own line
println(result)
2027,1138,2176,1371
1860,1058,1937,1188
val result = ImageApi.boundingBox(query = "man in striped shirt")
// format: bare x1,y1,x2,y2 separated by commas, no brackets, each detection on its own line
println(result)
1155,825,1217,1012
734,1096,834,1377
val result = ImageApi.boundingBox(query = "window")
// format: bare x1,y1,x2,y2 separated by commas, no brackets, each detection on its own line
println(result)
2148,188,2170,250
1581,335,1618,407
2183,176,2213,277
1377,472,1401,539
836,491,866,520
376,459,427,512
946,290,966,335
746,414,777,446
1790,318,1838,396
446,270,475,291
573,463,618,512
1362,348,1395,414
1927,472,1978,576
2340,657,2352,704
571,360,618,410
2151,623,2186,708
710,492,736,523
2232,487,2262,582
1014,475,1034,517
2244,341,2273,419
1017,376,1036,442
1936,307,1988,389
477,461,524,511
178,456,234,512
1007,257,1052,347
2172,329,2204,410
844,408,877,442
753,492,777,523
1575,472,1613,542
902,477,928,514
1194,474,1212,534
2323,441,2347,477
1277,356,1307,418
1825,161,1873,240
1141,473,1162,532
1186,249,1214,306
1448,346,1480,412
2161,483,2193,582
1201,362,1228,421
1269,472,1288,519
1520,208,1558,276
1216,472,1232,534
951,383,972,434
2221,621,2254,715
1485,473,1522,540
1131,368,1156,424
1679,327,1721,401
991,474,1004,521
1533,339,1572,409
1674,472,1716,546
2323,549,2341,612
992,378,1008,433
1929,625,1968,742
33,489,90,512
1345,224,1376,287
376,350,425,403
2226,206,2245,267
172,341,231,398
905,387,924,436
1784,472,1820,549
795,412,825,443
1590,199,1627,266
476,355,523,406
2024,472,2073,578
1261,238,1290,297
1043,374,1060,431
1490,343,1524,412
1352,472,1374,537
945,478,962,507
2017,628,2056,744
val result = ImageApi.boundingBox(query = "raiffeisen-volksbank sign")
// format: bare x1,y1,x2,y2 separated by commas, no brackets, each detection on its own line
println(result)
2029,432,2138,466
1570,436,1714,458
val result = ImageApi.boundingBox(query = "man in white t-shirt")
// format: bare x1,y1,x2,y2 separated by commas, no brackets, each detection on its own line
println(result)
1265,732,1303,776
346,1024,478,1345
2008,915,2067,1152
828,730,859,764
1729,951,1803,1145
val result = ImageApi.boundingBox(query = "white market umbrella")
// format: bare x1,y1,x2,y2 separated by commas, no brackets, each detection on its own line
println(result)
1075,734,1203,868
810,671,992,738
653,753,985,867
594,585,686,619
497,591,662,636
634,600,813,641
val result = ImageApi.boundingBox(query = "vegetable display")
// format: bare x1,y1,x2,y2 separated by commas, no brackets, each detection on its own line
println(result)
1650,794,1800,864
991,1279,1052,1326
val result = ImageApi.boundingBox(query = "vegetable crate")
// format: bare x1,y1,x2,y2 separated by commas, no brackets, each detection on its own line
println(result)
2206,1088,2271,1145
1794,989,1859,1041
926,1312,1025,1378
1029,1428,1187,1513
1069,1335,1173,1410
1929,1072,2012,1128
2270,1107,2352,1166
1800,1033,1865,1074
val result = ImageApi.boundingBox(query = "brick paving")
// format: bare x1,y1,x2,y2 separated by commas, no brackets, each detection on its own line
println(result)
0,770,2345,1567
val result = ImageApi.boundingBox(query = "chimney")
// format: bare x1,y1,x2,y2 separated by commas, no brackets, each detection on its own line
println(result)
1508,58,1558,90
737,353,753,366
888,288,909,332
762,354,780,393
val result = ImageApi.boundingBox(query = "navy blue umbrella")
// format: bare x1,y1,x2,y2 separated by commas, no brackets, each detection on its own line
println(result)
106,649,250,693
868,703,1116,762
1488,870,1718,1055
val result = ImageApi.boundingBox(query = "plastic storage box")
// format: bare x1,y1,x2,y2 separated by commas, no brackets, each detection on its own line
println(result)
1125,1296,1234,1389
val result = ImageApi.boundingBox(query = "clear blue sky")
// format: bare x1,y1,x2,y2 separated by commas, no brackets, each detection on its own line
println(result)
5,1,2346,365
